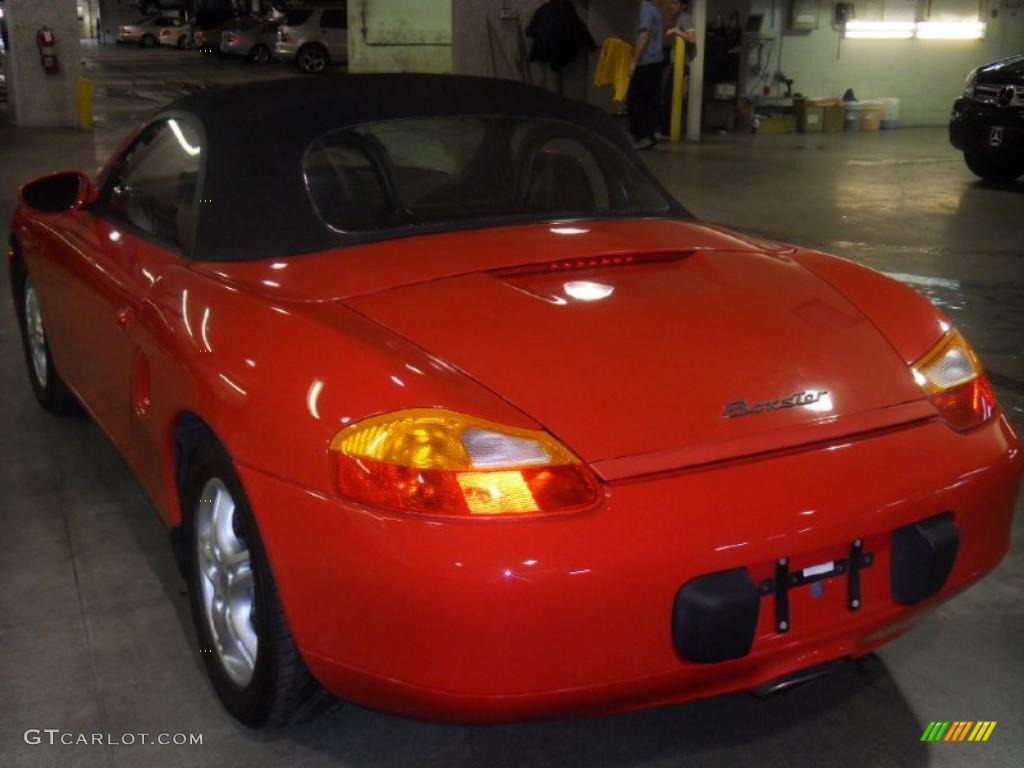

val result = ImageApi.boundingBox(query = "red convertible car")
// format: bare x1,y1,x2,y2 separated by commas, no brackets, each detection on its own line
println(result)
8,76,1022,727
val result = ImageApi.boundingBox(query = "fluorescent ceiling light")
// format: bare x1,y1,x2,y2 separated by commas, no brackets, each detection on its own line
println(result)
916,21,986,39
845,20,915,39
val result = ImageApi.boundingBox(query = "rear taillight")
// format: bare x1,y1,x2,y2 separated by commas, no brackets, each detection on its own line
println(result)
227,33,240,45
281,32,293,43
912,329,996,431
329,409,600,518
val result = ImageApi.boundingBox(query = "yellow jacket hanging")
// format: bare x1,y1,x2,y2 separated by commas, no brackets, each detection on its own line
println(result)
594,37,634,103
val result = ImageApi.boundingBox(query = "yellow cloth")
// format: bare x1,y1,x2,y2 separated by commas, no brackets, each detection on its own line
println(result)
594,37,634,103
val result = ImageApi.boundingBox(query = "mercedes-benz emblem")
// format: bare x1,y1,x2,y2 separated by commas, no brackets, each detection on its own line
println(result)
989,126,1005,147
997,86,1015,107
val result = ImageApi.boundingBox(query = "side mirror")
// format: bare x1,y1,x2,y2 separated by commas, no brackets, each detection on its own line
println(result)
19,171,94,213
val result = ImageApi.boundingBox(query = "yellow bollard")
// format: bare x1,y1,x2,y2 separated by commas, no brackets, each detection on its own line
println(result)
669,38,686,142
76,77,94,131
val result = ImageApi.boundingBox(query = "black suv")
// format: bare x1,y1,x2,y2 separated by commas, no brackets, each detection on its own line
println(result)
950,54,1024,183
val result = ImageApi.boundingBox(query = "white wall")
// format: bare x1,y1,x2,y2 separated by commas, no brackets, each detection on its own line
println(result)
349,0,452,73
737,0,1022,126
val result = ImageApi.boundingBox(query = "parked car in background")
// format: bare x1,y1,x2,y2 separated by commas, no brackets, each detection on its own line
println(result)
159,19,191,49
221,17,281,64
275,4,348,74
950,53,1024,183
118,16,185,48
194,17,238,55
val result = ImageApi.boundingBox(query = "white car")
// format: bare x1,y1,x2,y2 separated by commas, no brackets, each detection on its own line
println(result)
118,16,186,49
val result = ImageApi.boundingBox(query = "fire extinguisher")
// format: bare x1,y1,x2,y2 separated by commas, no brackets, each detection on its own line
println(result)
37,27,60,75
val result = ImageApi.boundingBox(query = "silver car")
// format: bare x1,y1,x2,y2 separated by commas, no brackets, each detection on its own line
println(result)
118,16,186,48
220,17,281,64
274,4,348,74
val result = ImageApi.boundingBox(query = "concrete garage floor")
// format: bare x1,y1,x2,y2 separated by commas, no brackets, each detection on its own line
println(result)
1,48,1022,768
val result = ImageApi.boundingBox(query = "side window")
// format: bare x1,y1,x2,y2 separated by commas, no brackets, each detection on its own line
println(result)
320,8,348,29
104,118,203,251
285,9,312,26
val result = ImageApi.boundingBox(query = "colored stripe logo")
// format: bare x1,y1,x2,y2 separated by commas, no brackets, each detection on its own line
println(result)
921,721,997,742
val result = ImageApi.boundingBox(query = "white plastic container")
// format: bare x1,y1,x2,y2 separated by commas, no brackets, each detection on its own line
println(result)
844,102,863,132
880,97,901,129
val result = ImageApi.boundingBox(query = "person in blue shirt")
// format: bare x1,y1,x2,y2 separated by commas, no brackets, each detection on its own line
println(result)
627,0,664,150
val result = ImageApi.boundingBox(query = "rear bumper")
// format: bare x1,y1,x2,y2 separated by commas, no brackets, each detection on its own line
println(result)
239,413,1022,722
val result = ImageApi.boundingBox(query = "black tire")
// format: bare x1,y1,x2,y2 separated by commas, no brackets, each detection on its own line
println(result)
296,44,328,74
182,439,332,727
964,150,1024,184
249,44,271,64
141,34,156,48
11,255,76,415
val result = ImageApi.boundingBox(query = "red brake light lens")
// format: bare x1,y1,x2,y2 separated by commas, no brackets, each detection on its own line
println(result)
495,252,684,278
912,329,996,431
329,409,599,518
927,377,996,432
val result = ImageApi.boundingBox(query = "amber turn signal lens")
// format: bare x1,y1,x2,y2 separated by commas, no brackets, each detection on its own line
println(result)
912,329,996,431
329,409,599,518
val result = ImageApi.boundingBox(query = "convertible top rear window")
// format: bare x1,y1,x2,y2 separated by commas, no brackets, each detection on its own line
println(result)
302,116,672,234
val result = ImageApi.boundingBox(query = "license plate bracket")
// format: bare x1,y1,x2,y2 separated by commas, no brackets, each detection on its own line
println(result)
757,539,874,634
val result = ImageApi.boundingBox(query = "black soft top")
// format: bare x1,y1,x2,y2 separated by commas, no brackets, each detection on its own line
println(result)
156,74,684,262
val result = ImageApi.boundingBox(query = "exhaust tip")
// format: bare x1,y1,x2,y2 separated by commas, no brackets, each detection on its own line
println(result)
750,658,854,699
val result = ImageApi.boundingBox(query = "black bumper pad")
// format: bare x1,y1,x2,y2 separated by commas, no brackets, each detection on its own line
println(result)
890,512,959,605
673,568,760,663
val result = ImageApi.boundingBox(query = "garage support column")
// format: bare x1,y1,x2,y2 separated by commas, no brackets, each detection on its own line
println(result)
685,0,706,143
4,0,83,127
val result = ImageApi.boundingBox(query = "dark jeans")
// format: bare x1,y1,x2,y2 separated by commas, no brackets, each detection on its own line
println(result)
627,62,662,142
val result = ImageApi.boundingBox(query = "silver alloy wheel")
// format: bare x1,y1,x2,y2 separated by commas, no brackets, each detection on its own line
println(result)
300,47,326,73
252,45,270,63
196,478,258,687
23,279,48,388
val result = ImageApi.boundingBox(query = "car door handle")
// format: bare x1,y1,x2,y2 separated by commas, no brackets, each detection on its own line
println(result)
116,306,136,330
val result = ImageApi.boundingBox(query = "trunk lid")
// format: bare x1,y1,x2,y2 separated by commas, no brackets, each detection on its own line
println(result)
347,241,928,475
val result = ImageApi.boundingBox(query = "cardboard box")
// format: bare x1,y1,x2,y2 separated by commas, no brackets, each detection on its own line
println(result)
821,104,845,133
756,114,797,134
798,105,824,133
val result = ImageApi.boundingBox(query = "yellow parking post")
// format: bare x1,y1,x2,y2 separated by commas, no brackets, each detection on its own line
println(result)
670,38,686,142
76,77,94,131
